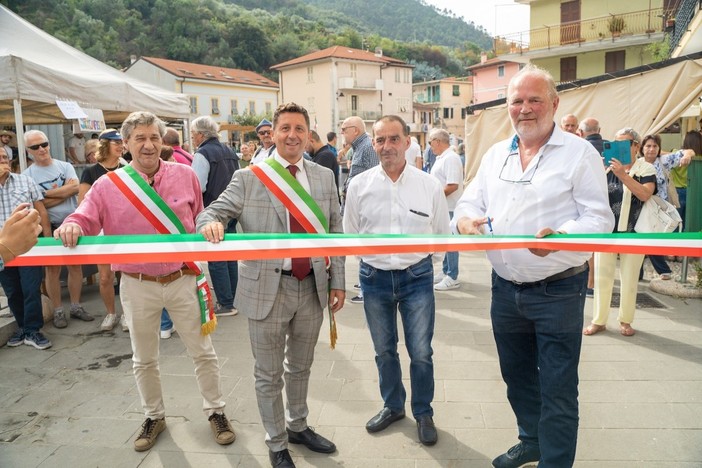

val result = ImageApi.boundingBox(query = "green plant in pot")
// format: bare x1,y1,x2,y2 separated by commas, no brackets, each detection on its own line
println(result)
608,15,625,35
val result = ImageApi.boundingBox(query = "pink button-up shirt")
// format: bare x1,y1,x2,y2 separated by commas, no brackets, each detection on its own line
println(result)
63,161,203,276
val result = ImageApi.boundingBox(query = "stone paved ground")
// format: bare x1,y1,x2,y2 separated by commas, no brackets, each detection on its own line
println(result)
1,252,701,467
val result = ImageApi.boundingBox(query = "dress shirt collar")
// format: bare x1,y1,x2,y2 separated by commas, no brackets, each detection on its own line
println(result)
273,151,304,173
508,123,564,154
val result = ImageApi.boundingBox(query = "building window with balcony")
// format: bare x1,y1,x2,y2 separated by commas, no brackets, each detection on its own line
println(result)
605,50,626,74
452,85,460,96
189,97,198,114
249,100,256,114
211,98,220,115
497,65,505,77
307,66,314,83
231,99,238,115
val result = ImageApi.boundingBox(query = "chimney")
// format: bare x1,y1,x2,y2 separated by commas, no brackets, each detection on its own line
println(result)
130,55,137,64
375,47,383,57
480,52,487,64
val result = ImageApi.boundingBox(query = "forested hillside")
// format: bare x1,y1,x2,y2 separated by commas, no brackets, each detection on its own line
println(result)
5,0,492,81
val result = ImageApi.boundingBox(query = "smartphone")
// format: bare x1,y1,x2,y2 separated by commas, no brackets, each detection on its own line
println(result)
602,140,631,165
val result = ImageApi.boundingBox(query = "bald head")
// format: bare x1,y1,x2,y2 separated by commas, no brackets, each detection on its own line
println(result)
162,128,181,146
578,118,600,137
341,116,365,144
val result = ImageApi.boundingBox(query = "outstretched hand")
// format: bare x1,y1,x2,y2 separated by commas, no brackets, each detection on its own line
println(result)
0,204,42,261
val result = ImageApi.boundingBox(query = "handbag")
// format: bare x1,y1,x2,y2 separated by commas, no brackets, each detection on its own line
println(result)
634,195,682,233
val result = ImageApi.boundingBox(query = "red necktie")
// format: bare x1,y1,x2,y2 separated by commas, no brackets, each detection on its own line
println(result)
287,165,311,280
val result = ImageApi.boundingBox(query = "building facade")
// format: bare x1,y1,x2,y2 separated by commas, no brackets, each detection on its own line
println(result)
412,77,472,146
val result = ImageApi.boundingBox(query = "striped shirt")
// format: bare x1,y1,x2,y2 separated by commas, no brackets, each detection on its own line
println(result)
0,173,44,227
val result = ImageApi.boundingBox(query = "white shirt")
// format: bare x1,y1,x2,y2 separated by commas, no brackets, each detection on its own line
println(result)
404,139,421,168
251,145,275,165
272,151,310,271
344,162,450,270
452,126,614,282
430,148,464,211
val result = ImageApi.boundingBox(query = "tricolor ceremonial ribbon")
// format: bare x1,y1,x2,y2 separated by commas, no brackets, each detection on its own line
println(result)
9,232,701,267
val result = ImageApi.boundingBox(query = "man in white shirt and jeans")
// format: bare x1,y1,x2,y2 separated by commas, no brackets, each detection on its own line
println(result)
344,115,449,447
452,65,613,468
428,128,464,291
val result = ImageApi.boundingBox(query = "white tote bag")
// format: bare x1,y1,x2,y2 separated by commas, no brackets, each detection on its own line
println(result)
634,195,682,233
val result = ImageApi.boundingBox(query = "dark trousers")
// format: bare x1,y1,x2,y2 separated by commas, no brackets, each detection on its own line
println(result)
491,268,587,467
0,266,44,333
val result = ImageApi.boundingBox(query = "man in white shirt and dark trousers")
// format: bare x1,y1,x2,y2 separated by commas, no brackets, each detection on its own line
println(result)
452,65,614,467
428,128,464,291
344,115,449,446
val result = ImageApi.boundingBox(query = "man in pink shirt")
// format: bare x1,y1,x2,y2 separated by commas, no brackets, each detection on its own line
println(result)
163,127,193,165
54,111,235,453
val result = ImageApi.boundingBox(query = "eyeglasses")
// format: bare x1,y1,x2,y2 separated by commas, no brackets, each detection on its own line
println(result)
27,142,49,151
498,151,542,184
257,130,271,136
341,127,356,133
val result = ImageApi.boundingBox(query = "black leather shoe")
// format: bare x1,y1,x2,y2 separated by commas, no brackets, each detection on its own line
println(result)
365,407,406,433
416,415,438,446
286,427,336,454
492,442,540,468
269,448,295,468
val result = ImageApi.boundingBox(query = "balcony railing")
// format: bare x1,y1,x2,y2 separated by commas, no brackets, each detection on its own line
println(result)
670,0,701,52
338,77,383,91
495,7,671,55
338,110,381,121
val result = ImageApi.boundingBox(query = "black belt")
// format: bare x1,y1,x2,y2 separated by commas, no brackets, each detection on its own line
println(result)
510,263,588,288
281,269,313,278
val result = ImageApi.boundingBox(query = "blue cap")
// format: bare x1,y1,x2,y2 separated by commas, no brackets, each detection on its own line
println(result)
256,119,272,133
99,129,122,140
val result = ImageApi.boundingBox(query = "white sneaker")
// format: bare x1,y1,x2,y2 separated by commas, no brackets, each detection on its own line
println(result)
433,272,445,284
160,327,174,339
434,276,461,291
121,314,129,332
100,314,118,331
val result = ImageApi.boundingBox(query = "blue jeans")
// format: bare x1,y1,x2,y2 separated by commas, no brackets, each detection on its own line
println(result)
360,255,435,418
208,219,238,309
648,255,672,275
491,268,587,468
676,187,687,227
160,309,172,331
442,211,459,280
0,266,44,333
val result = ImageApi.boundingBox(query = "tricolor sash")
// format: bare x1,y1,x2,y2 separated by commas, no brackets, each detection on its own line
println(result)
106,165,216,335
250,158,337,347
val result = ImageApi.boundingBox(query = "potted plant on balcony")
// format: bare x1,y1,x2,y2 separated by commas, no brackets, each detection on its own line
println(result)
608,15,625,37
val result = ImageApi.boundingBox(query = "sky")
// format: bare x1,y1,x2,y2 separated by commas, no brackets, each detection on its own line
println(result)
423,0,530,37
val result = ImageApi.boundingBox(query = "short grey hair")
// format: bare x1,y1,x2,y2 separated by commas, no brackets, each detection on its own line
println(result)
191,115,220,139
24,129,47,144
508,64,558,101
615,127,641,144
121,111,166,141
428,128,450,144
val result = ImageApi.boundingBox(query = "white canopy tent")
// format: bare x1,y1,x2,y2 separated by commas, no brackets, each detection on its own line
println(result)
463,57,702,183
0,4,189,168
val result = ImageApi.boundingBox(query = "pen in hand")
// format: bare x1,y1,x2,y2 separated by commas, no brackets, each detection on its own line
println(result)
486,217,494,236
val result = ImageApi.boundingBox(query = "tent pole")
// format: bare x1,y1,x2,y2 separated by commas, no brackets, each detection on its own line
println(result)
13,98,27,172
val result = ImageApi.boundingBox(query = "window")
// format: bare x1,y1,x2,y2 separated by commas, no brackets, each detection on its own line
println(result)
452,85,460,96
461,108,467,120
307,66,314,83
560,56,577,82
404,69,411,83
265,102,272,114
395,68,401,83
605,50,626,73
351,64,358,85
497,65,505,77
249,100,256,114
307,97,316,113
351,95,358,113
189,97,198,114
230,99,238,115
211,98,220,115
443,107,453,119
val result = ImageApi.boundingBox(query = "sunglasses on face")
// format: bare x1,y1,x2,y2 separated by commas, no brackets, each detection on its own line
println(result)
258,130,271,136
28,142,49,151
